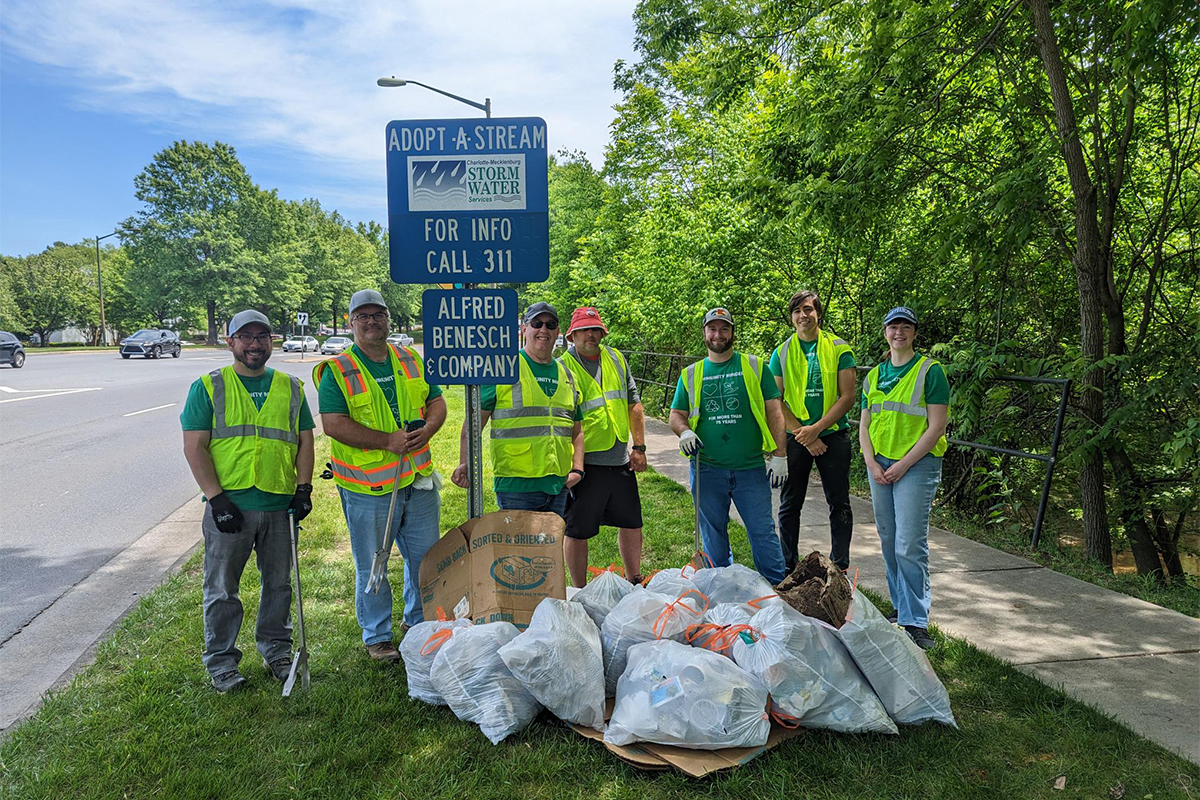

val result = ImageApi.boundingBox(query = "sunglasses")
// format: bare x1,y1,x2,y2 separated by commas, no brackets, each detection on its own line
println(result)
527,319,559,330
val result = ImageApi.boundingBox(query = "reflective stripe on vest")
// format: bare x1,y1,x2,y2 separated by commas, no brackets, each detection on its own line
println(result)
683,353,774,454
777,329,851,431
564,345,631,452
490,358,577,478
864,356,949,459
210,368,301,445
203,367,301,495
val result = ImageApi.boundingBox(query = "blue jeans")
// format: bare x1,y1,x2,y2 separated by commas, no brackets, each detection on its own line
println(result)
496,487,570,519
339,484,441,642
868,454,942,628
689,462,787,584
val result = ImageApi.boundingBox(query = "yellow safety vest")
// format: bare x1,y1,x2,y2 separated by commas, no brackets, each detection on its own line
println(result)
682,353,775,454
201,366,301,495
776,328,853,431
313,344,433,494
561,345,631,453
863,355,949,460
490,356,577,479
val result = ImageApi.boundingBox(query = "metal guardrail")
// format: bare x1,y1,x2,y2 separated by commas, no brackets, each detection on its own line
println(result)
623,349,1070,550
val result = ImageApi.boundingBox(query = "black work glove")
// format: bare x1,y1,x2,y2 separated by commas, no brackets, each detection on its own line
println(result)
209,492,244,534
288,483,314,522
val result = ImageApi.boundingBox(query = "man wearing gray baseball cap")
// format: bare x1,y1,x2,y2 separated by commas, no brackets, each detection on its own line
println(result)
315,289,447,661
181,309,316,692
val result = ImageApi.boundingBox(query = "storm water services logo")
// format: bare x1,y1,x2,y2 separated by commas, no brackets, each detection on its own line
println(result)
408,155,526,212
490,555,554,591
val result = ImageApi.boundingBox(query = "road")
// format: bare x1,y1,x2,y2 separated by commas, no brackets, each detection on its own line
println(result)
0,346,338,648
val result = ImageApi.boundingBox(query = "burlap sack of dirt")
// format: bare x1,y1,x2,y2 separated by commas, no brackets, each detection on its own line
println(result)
774,551,853,628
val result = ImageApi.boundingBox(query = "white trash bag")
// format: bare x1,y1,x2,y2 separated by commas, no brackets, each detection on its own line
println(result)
834,589,957,727
601,589,708,696
645,566,696,599
499,598,606,731
400,617,472,705
429,622,544,744
571,568,638,630
605,640,771,750
732,604,897,734
692,563,780,607
685,602,755,653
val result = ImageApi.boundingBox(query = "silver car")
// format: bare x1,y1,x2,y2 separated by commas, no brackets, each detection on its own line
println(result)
386,333,414,348
320,336,353,355
282,336,319,352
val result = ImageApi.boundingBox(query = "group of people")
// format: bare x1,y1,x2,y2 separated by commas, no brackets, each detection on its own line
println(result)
179,287,948,693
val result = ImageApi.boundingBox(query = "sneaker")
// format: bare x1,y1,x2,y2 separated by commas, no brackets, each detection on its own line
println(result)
904,626,936,650
886,611,899,624
212,670,247,694
364,641,401,662
263,656,293,681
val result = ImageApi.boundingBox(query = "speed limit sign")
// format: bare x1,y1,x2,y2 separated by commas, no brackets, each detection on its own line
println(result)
296,312,309,326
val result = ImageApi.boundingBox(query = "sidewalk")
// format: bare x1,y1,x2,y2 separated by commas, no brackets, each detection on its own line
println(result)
642,417,1200,764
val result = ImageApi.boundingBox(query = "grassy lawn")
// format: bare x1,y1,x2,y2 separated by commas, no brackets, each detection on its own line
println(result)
2,390,1196,799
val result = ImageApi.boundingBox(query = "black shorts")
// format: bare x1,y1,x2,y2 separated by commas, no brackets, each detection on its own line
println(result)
565,464,643,539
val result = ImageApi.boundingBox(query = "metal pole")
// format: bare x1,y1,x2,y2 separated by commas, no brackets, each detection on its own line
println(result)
1031,379,1072,550
95,236,108,347
463,98,493,519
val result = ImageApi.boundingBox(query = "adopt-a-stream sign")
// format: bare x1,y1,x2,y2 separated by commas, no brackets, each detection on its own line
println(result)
386,117,549,284
421,288,519,385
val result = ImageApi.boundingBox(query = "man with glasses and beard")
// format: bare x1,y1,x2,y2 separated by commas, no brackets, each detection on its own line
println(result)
451,302,585,520
668,308,789,584
316,289,447,662
181,310,316,693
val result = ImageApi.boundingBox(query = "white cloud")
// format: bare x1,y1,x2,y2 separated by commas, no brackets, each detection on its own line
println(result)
1,0,637,196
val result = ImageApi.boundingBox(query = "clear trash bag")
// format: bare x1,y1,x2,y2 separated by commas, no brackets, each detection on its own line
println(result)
604,639,771,750
498,598,606,731
685,602,755,653
400,617,473,705
692,563,780,607
601,589,708,696
570,568,639,630
834,589,957,727
429,622,544,744
645,566,696,599
732,604,898,734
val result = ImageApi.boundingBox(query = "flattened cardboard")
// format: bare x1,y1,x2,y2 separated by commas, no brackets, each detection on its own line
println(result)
569,698,803,777
419,510,566,629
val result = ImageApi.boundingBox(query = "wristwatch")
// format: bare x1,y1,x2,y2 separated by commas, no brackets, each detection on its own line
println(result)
631,444,647,452
570,468,586,479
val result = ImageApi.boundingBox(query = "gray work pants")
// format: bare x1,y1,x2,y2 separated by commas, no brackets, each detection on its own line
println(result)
201,504,293,677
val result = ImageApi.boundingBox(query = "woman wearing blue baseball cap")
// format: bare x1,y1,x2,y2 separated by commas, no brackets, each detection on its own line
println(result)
858,306,949,650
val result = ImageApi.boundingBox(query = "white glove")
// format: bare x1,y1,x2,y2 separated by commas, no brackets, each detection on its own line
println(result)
767,455,789,488
679,429,703,456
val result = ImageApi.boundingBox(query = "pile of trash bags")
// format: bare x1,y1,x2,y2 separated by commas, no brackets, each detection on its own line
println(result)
402,558,956,748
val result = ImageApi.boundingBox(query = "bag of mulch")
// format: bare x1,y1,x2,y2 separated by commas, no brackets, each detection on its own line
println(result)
644,566,697,599
600,589,709,696
605,640,771,750
692,563,781,607
685,602,756,654
498,598,606,731
400,617,473,705
732,604,897,734
571,567,639,630
834,589,957,727
429,622,543,744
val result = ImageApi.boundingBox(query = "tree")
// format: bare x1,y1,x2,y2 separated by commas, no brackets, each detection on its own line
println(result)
6,243,94,345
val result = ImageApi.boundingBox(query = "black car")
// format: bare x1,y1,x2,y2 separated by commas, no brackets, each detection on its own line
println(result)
0,331,25,368
119,329,181,359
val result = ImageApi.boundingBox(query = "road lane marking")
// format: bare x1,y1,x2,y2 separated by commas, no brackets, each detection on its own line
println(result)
0,388,102,404
123,403,177,417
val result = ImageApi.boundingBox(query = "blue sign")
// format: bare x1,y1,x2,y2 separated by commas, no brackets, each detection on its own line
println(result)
386,117,549,284
421,288,520,385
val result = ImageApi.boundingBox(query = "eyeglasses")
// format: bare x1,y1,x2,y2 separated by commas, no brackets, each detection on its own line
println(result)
527,319,559,330
353,312,389,323
232,333,272,345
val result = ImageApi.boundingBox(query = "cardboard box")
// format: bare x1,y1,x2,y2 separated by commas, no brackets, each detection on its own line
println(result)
419,510,566,629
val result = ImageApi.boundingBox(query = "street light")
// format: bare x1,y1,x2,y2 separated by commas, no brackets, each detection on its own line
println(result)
376,76,491,118
376,75,492,519
95,231,121,347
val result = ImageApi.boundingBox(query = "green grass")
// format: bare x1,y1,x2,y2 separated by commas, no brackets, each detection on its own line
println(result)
2,391,1197,799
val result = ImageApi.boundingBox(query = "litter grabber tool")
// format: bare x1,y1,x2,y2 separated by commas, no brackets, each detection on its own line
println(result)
283,509,310,697
690,450,712,571
365,419,427,595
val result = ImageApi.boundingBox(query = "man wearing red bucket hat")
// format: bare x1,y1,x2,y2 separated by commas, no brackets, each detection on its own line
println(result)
559,306,647,587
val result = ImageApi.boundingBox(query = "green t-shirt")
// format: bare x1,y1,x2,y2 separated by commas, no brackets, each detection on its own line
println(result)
180,368,316,511
670,353,782,471
317,344,443,425
481,351,583,494
768,340,856,436
861,353,950,410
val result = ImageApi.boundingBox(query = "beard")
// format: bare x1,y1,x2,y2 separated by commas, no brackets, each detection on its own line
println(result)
234,348,269,369
708,337,733,354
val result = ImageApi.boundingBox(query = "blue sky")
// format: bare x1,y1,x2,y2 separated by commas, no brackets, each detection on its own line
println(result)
0,0,638,256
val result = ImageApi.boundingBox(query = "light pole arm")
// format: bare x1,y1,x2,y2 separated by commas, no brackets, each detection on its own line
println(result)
378,77,491,117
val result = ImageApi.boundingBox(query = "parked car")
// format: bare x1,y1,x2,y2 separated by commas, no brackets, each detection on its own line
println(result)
119,329,181,359
320,336,353,355
282,336,319,352
387,333,414,348
0,331,25,368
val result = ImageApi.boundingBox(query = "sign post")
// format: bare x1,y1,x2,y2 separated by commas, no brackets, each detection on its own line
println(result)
385,113,549,519
296,311,309,362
